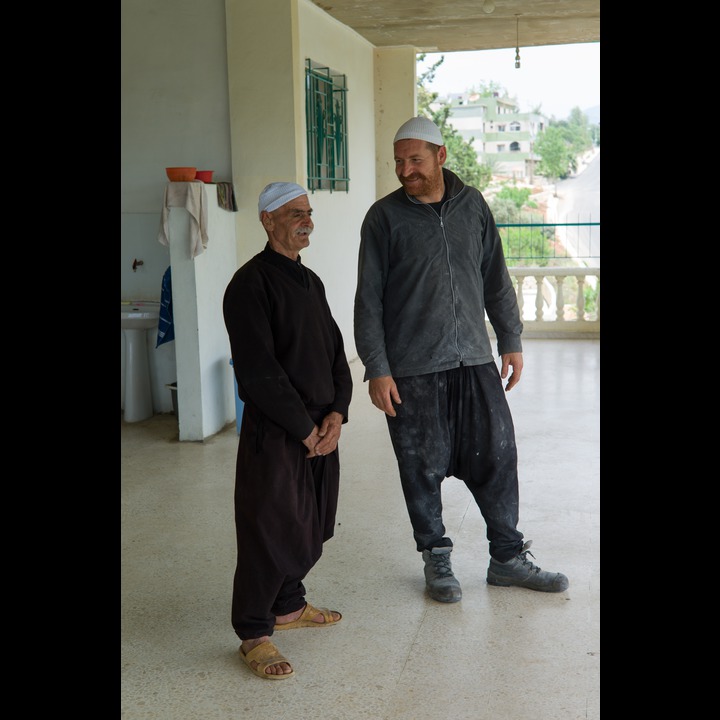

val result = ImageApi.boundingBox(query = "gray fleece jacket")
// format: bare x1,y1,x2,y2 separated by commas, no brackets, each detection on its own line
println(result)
354,167,523,381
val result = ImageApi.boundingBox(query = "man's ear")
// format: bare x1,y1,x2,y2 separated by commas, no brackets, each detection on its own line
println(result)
437,146,447,166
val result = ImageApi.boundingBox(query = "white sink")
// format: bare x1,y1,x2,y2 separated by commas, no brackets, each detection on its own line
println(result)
121,301,160,330
121,301,161,422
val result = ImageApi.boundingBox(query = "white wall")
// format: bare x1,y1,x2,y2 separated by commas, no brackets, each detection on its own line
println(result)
295,0,377,360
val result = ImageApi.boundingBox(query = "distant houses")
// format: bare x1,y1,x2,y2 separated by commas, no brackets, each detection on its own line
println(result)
434,91,547,181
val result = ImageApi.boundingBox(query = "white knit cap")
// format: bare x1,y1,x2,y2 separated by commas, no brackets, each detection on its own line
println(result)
393,116,444,146
258,182,308,218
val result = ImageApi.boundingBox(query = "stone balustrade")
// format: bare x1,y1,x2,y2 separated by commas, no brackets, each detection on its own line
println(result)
488,266,600,339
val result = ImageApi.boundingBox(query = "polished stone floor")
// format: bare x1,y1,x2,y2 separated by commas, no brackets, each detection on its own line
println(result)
121,339,600,720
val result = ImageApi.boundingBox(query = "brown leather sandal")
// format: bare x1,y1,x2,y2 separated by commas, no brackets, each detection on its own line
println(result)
274,602,342,630
239,641,294,680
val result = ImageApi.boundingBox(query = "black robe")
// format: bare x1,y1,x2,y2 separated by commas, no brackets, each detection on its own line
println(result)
223,244,352,639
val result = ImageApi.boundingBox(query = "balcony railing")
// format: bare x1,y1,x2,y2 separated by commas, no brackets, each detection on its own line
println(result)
488,220,600,339
507,266,600,339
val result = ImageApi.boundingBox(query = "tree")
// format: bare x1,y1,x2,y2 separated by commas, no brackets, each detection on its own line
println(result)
490,188,553,267
536,107,595,182
468,80,509,99
552,108,592,166
495,186,533,210
535,126,576,193
417,52,444,111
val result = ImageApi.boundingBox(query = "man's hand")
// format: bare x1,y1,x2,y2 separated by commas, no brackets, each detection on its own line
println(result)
303,411,344,457
500,352,523,392
368,375,402,416
314,411,343,456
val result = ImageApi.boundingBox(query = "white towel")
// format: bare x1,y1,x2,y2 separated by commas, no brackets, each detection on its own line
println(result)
158,181,209,258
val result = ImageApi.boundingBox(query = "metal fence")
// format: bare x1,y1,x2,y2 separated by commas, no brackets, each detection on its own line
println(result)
498,221,600,264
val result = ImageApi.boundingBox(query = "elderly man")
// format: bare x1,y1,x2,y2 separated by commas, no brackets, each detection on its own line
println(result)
223,182,353,679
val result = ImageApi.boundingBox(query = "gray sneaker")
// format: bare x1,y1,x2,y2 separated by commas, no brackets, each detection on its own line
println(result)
422,547,462,603
487,540,569,592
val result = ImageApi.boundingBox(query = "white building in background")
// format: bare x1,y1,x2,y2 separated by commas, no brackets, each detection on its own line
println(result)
435,91,547,181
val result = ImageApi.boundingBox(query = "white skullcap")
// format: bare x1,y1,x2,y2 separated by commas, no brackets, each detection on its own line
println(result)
258,182,308,218
393,116,444,146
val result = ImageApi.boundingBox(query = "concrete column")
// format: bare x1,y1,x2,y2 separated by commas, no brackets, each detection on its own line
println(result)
373,47,418,200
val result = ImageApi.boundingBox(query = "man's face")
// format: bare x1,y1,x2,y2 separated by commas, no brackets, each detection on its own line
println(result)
263,195,314,259
394,139,446,203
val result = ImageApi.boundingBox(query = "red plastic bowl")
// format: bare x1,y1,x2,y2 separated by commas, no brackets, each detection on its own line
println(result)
195,170,214,183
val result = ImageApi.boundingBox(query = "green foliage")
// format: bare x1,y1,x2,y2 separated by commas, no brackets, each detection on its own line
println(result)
478,162,495,185
489,198,552,267
584,283,599,314
417,53,443,111
536,107,595,181
495,186,532,210
482,156,502,176
468,80,508,98
535,127,574,183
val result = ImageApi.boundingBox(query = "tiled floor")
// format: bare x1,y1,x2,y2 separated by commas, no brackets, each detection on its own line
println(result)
121,339,600,720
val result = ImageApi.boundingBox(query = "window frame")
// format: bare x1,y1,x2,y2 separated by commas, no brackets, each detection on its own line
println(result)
304,59,349,192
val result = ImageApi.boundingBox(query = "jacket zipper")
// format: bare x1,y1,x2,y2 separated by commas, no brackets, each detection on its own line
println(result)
428,204,463,362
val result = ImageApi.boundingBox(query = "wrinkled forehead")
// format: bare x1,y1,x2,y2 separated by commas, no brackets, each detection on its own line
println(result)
278,195,312,215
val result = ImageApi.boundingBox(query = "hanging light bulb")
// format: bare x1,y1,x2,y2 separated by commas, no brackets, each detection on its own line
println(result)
514,15,521,69
482,0,495,13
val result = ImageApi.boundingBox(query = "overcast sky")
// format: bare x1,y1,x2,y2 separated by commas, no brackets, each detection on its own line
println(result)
418,42,600,121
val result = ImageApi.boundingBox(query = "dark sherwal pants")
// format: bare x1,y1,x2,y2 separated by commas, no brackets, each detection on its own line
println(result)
386,362,525,562
231,404,339,641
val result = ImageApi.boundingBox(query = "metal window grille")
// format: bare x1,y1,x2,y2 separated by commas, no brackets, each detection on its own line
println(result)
305,59,349,192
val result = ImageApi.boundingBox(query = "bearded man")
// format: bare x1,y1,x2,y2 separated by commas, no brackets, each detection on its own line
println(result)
353,116,568,605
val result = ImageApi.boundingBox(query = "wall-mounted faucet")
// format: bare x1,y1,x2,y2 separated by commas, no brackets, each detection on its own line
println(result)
132,258,144,272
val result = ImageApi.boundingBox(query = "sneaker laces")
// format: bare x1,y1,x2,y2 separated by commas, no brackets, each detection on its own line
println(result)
428,552,454,577
516,541,542,574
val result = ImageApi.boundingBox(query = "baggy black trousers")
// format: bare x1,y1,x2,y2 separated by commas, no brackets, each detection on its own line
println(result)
386,362,525,562
231,404,339,641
